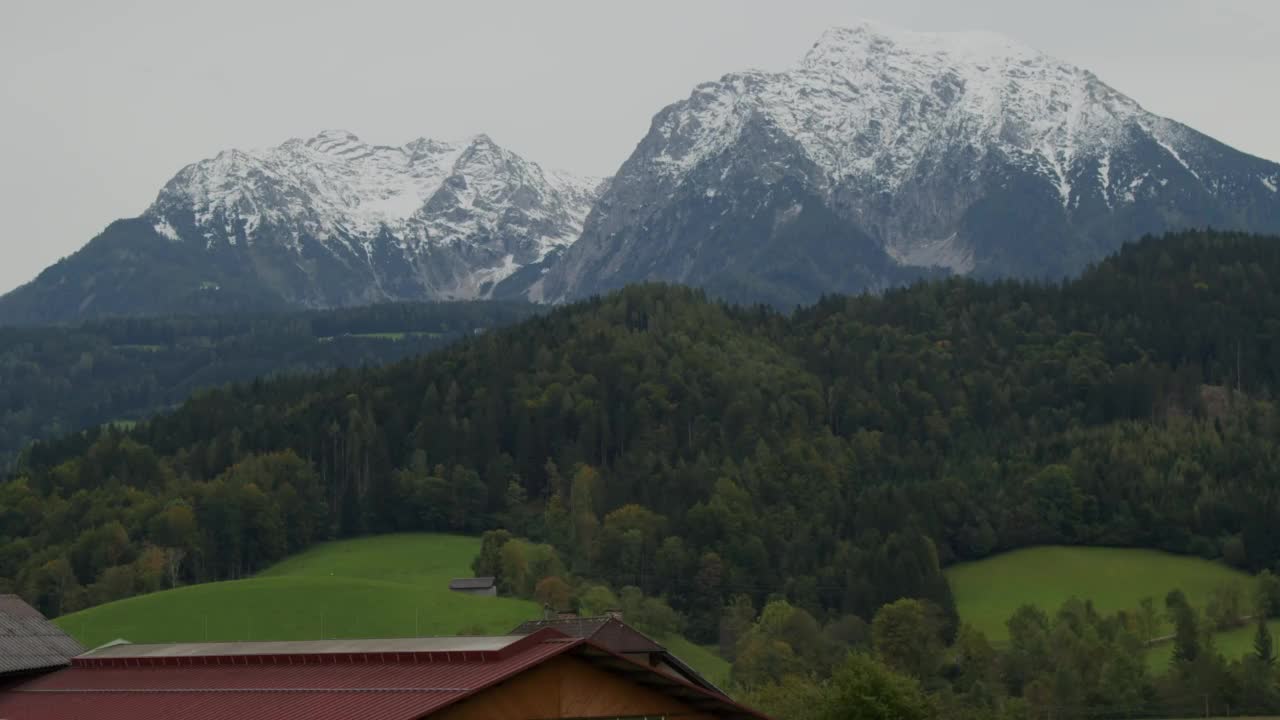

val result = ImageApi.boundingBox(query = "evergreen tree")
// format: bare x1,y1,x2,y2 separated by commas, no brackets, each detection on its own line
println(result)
1171,605,1201,665
1255,615,1275,667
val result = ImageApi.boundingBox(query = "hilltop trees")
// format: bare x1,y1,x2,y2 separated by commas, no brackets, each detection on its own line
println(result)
0,300,538,468
870,599,944,681
817,653,932,720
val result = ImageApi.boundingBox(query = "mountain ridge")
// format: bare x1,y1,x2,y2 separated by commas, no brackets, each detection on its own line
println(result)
4,22,1280,321
538,21,1280,305
0,130,602,324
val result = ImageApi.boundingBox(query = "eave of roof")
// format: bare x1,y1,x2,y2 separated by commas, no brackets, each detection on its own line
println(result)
79,635,530,660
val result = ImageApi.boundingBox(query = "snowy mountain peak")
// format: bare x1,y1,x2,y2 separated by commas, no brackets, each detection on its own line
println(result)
305,129,366,152
146,131,603,302
803,22,1038,68
541,22,1280,306
637,21,1198,209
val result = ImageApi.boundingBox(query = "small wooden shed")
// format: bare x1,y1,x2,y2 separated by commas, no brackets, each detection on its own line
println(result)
448,576,497,597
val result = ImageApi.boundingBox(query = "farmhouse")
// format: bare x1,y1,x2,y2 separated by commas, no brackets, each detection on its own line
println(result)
0,627,769,720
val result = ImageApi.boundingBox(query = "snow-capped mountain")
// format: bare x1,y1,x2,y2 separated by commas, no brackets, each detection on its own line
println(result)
148,129,602,304
4,21,1280,323
540,22,1280,305
0,131,601,323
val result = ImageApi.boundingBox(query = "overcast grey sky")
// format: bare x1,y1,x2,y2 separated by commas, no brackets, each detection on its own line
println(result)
2,0,1277,295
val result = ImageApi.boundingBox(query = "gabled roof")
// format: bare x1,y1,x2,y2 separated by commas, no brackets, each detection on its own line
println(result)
0,595,84,677
511,616,663,653
447,577,496,590
509,615,725,696
0,629,769,720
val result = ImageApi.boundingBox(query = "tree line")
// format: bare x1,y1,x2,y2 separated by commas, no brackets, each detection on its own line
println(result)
0,300,539,467
741,575,1280,720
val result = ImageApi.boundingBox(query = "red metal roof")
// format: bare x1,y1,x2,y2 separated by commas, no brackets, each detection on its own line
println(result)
0,631,570,720
0,629,769,720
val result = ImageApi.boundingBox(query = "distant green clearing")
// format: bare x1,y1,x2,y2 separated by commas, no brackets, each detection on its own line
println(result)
57,534,535,648
947,546,1251,641
56,533,725,684
947,546,1271,670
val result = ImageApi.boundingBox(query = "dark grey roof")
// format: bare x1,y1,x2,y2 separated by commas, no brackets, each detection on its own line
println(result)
511,616,612,639
510,616,726,696
0,595,84,677
448,577,496,590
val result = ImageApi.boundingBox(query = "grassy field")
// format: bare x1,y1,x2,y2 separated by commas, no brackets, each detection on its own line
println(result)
56,534,537,649
947,546,1253,642
55,533,728,684
946,546,1274,671
660,634,732,688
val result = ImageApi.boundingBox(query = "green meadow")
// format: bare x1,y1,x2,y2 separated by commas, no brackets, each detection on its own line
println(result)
947,546,1253,641
56,533,727,685
947,546,1270,669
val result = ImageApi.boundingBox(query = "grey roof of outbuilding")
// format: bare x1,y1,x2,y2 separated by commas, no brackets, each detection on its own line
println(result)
79,634,529,659
448,577,496,590
0,595,85,677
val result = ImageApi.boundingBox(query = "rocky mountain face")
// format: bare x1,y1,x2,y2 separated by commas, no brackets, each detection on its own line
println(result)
0,131,600,323
538,23,1280,306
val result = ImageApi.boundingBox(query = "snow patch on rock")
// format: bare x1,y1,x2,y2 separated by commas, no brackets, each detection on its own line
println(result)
887,233,975,273
152,218,181,242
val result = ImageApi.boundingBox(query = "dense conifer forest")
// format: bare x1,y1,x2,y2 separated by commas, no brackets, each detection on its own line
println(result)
0,300,539,467
4,229,1280,716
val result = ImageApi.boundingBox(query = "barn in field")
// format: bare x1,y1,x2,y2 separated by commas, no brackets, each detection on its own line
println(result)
447,576,498,596
0,627,769,720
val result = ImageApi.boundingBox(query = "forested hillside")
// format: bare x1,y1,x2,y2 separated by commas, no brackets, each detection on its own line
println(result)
0,301,539,467
5,230,1280,646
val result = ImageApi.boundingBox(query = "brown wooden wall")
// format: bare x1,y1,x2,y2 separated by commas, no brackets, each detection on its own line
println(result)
433,655,720,720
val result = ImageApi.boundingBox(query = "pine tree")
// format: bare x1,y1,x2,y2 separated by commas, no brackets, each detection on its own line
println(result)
1167,592,1200,666
1255,615,1275,667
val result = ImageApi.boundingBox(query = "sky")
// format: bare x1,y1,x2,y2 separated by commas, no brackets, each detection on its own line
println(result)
2,0,1278,294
